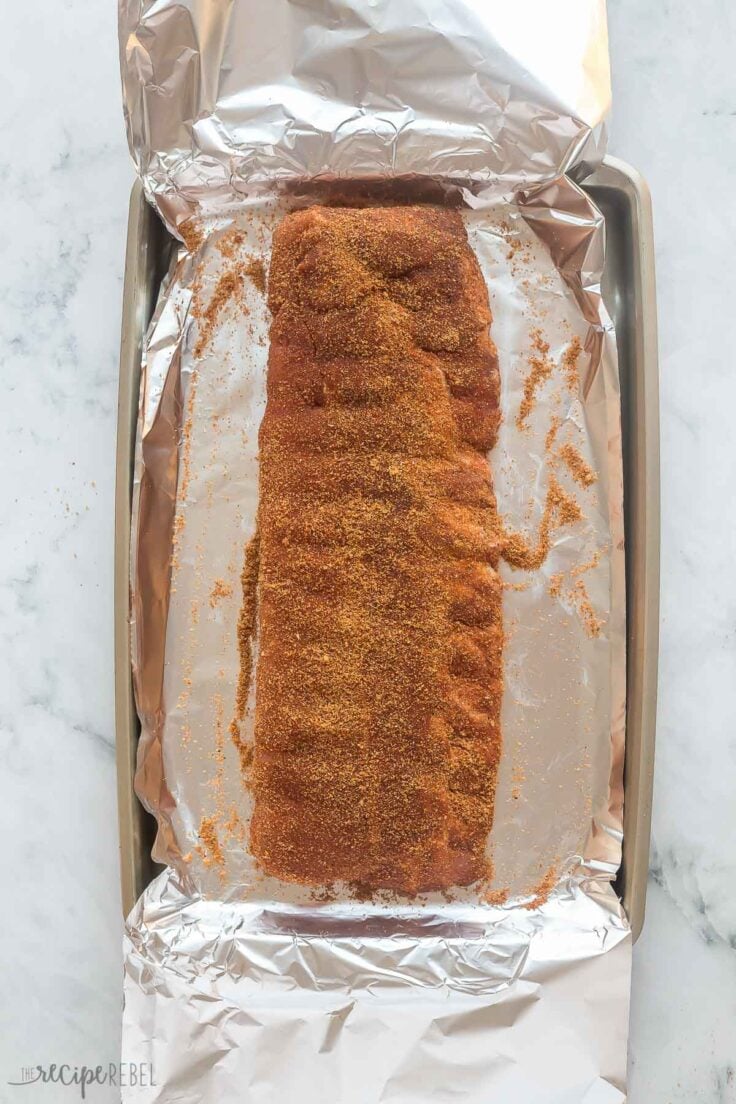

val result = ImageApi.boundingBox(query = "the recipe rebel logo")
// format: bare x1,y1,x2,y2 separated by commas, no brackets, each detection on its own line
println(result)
7,1063,156,1098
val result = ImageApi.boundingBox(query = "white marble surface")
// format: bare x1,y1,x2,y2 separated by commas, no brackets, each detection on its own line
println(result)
0,1,734,1101
608,2,736,1099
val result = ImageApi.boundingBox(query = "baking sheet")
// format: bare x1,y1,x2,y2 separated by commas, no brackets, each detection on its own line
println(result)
115,159,658,933
125,181,623,910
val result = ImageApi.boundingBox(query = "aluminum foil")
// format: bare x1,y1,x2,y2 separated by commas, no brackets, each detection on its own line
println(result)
119,0,611,233
123,868,630,1102
119,2,629,1100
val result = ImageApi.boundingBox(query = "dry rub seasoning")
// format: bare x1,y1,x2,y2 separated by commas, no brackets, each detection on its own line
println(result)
242,204,504,895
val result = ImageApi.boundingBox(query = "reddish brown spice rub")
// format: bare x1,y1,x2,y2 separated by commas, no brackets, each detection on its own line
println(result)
249,204,503,894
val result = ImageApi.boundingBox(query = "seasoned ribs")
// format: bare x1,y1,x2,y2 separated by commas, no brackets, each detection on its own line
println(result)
249,204,503,894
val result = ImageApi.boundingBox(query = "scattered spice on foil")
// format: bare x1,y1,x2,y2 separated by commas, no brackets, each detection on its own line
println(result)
559,442,597,488
209,578,233,607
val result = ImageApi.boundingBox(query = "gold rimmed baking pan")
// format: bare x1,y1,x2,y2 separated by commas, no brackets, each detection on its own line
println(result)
114,157,659,939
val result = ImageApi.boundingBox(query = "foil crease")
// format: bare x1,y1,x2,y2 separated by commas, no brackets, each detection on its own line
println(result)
118,1,630,1100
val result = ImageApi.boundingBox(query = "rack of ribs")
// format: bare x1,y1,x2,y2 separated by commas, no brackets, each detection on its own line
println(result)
248,203,503,894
